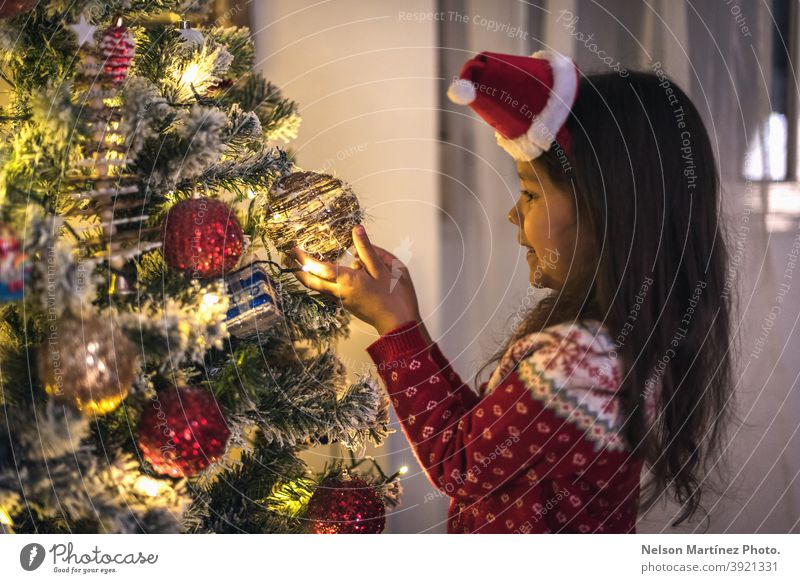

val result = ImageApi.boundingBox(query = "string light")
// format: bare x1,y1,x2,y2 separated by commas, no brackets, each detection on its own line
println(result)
202,292,220,306
170,41,225,101
134,475,164,497
178,62,201,90
0,506,12,526
385,464,410,483
197,291,227,325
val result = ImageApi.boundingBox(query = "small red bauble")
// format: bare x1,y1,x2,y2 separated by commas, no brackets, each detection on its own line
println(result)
99,22,135,85
305,475,386,534
138,386,230,478
161,198,244,279
0,0,37,19
205,78,235,96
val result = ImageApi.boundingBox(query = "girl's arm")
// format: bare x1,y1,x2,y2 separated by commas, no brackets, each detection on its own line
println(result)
381,320,481,410
367,320,623,498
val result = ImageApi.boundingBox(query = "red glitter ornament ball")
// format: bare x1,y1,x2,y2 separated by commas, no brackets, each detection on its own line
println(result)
99,22,135,85
138,386,230,478
161,198,244,279
0,0,37,19
305,475,386,534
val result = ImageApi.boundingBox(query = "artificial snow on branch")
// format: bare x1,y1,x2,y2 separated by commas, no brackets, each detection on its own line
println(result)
116,279,230,368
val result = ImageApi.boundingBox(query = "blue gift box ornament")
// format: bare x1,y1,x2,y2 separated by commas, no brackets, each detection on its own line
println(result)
224,261,284,339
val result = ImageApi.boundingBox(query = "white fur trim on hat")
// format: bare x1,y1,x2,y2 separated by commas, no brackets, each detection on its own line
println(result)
496,50,578,161
447,78,477,105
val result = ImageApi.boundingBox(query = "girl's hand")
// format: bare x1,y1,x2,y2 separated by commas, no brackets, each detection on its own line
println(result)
283,225,422,335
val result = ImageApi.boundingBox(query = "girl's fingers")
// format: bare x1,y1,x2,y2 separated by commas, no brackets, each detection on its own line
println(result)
281,252,299,269
352,225,383,279
292,267,341,297
372,245,406,271
292,246,358,293
293,247,339,281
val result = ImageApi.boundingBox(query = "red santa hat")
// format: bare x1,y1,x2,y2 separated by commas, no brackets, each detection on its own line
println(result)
447,50,579,162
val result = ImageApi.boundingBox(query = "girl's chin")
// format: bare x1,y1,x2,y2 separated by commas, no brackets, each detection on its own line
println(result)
525,250,548,286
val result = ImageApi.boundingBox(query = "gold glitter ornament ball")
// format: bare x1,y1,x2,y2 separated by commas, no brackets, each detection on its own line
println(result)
266,171,363,262
38,315,137,415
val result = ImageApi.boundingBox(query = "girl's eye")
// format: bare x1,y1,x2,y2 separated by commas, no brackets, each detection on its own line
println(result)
521,190,537,201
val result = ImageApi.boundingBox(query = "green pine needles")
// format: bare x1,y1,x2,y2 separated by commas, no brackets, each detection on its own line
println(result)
0,0,399,534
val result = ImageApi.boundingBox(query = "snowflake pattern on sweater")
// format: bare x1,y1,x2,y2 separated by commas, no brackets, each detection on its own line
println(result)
366,319,644,534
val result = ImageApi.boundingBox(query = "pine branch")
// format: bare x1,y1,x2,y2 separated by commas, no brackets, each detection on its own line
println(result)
205,26,255,79
87,395,145,457
172,145,292,195
220,73,301,143
0,307,43,409
132,25,184,90
275,273,352,344
41,1,195,22
0,10,76,96
132,103,229,192
187,444,308,533
209,344,389,450
0,449,191,533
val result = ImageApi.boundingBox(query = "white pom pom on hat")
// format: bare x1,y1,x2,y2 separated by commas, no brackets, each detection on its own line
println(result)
447,78,477,105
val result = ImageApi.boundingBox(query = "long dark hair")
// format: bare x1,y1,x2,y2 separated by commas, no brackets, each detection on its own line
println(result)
476,71,736,528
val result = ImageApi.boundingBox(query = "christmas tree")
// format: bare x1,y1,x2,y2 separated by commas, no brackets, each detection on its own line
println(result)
0,0,401,534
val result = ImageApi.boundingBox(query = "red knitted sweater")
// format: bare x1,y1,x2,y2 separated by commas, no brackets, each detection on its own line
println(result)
366,319,644,534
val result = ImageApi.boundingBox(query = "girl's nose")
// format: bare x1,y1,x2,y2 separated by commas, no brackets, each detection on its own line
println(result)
508,204,520,226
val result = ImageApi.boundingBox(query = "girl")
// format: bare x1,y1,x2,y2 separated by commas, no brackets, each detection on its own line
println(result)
286,50,733,533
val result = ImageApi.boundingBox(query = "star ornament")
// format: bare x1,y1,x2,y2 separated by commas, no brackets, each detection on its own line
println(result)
69,14,97,47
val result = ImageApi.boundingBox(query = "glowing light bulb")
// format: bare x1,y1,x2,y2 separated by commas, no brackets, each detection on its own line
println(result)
399,465,409,475
0,506,12,526
134,476,162,497
180,62,201,89
198,292,222,321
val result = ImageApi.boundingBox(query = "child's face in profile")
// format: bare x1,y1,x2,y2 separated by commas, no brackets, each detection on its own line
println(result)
509,159,591,289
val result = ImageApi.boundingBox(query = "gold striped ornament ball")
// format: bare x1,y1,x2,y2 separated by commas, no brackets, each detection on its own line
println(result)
266,171,363,262
38,315,137,415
